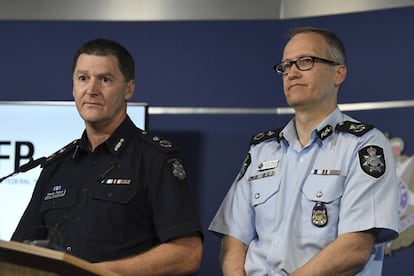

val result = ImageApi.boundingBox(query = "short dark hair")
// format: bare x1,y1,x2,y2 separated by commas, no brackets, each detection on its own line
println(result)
72,38,135,81
288,27,347,65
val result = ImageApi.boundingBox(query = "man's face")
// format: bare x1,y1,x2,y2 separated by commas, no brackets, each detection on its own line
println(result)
72,54,134,128
281,32,345,112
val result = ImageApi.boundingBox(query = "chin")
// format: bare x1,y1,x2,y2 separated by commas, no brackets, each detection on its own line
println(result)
286,100,303,108
80,111,102,123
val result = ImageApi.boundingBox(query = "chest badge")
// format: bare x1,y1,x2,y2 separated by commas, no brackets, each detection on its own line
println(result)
312,201,328,227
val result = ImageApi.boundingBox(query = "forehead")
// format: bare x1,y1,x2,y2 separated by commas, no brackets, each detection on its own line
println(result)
74,54,120,73
283,32,328,59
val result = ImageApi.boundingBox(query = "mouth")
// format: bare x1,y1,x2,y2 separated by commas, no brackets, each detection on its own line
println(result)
287,83,305,91
83,101,101,107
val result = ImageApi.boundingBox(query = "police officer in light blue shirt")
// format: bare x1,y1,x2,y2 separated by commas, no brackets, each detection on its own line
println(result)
209,27,399,276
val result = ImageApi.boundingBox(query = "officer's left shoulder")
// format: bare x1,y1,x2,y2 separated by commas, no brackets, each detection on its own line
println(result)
335,121,375,137
137,131,179,153
250,128,283,145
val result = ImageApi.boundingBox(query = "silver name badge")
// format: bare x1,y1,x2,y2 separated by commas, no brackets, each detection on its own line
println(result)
44,189,67,201
258,159,279,171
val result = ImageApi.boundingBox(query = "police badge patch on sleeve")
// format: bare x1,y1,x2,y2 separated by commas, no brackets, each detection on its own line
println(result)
237,153,251,182
358,145,386,178
169,159,187,180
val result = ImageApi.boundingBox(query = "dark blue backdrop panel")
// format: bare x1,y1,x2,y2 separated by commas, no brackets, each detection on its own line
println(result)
0,6,413,275
278,7,414,104
0,20,283,108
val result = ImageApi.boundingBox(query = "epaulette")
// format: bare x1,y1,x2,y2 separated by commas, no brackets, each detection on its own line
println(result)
335,121,374,137
250,128,283,145
43,139,80,167
138,131,179,153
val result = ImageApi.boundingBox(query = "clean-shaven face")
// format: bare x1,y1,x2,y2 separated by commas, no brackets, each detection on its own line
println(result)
72,54,134,128
281,32,341,112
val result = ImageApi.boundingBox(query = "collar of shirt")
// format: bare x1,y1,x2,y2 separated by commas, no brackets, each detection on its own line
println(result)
281,107,347,148
76,115,137,157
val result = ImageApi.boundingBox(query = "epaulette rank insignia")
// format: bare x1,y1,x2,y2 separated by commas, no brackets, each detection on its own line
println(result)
250,128,283,145
335,121,374,137
139,131,177,152
317,125,334,140
45,139,79,165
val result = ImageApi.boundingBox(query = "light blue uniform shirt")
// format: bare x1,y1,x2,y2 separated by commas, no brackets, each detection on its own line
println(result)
209,108,399,275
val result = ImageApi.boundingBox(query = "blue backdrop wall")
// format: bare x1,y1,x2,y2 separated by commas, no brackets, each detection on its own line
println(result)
1,6,413,275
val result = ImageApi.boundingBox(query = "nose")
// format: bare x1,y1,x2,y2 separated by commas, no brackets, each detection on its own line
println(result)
85,78,99,94
286,63,301,79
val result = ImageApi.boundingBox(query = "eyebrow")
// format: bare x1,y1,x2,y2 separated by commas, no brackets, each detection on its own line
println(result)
74,70,116,79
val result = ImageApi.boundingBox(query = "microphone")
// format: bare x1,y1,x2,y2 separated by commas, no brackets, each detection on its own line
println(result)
0,157,46,183
18,225,65,252
0,139,79,183
19,157,47,172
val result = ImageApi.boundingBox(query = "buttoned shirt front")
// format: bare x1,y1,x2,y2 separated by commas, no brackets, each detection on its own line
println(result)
209,108,399,275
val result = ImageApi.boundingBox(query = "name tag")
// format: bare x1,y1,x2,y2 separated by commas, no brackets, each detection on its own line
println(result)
44,189,67,200
258,159,279,171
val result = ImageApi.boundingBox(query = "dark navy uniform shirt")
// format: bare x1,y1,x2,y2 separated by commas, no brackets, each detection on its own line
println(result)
12,115,202,263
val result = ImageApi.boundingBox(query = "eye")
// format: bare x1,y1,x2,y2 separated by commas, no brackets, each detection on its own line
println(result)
101,77,112,83
78,75,87,81
298,57,313,67
282,61,292,71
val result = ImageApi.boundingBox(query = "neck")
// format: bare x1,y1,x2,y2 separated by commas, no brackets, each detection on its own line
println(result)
86,113,126,151
294,106,336,147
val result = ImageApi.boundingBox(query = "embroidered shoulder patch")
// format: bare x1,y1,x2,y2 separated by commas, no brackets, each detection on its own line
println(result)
358,145,386,178
237,153,251,182
168,158,187,180
335,121,374,137
250,128,283,145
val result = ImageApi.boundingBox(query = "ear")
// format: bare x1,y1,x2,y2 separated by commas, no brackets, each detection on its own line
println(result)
334,65,347,87
124,80,135,101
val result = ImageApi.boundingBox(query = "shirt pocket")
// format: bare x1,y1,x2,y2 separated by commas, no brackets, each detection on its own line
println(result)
250,173,282,230
250,173,282,206
84,184,138,242
297,175,345,241
40,189,78,226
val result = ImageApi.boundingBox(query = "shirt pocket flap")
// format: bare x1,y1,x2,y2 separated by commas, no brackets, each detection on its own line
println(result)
302,175,344,203
251,174,281,206
90,184,137,204
40,189,77,212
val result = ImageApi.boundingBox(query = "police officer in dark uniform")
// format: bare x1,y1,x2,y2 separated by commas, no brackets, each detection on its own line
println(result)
12,38,203,275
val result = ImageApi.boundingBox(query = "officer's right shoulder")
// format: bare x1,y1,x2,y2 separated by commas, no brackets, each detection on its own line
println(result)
250,128,283,145
44,139,79,165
